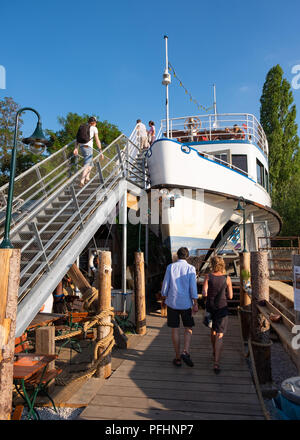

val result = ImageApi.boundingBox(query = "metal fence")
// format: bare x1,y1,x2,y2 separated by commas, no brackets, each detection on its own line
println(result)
159,113,268,155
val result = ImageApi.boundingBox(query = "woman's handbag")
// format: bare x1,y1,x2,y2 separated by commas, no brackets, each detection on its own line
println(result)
203,310,213,328
203,277,227,328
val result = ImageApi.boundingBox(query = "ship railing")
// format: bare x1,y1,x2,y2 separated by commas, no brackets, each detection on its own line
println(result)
160,113,268,156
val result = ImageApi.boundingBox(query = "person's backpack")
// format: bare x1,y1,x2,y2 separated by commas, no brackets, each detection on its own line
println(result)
76,123,91,144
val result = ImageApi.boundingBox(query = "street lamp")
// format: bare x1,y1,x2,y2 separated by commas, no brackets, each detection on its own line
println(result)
234,196,247,253
0,107,50,249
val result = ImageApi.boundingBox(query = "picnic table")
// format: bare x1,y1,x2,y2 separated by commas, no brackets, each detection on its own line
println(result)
13,353,61,420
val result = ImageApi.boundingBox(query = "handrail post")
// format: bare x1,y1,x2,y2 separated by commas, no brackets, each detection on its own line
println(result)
35,167,47,198
29,221,50,271
116,143,126,179
69,184,84,229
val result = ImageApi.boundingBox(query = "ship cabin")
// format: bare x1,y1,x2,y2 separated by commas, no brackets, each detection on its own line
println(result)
157,113,269,193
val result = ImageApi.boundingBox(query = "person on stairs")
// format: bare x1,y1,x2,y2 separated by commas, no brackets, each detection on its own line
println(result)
161,247,199,367
136,119,149,151
73,116,104,187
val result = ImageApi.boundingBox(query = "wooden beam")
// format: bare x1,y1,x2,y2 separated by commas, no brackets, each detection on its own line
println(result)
250,251,272,385
0,249,20,420
134,252,146,335
67,263,91,297
96,251,112,378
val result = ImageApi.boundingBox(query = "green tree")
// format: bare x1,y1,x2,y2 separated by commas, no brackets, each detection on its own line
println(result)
46,112,121,153
260,65,300,204
0,97,44,186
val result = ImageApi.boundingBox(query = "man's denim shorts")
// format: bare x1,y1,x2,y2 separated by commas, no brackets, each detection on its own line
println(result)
80,145,93,167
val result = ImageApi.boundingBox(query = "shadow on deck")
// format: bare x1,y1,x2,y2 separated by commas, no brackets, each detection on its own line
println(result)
78,311,265,420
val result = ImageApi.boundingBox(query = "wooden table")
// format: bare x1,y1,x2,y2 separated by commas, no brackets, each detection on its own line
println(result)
27,312,65,330
13,353,59,420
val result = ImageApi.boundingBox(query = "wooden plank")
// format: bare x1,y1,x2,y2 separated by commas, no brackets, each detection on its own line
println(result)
88,395,263,416
106,377,256,394
95,384,259,404
79,405,264,420
11,405,24,420
112,369,254,385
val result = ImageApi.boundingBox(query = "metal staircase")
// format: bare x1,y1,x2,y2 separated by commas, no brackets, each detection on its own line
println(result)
0,134,149,337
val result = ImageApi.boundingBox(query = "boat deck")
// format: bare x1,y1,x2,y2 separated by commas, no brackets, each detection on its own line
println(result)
79,312,265,420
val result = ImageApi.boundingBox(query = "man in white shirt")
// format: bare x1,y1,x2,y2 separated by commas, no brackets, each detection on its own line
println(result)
73,116,104,187
136,119,149,151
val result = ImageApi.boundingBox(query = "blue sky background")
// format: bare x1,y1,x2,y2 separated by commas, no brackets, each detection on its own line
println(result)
1,0,300,139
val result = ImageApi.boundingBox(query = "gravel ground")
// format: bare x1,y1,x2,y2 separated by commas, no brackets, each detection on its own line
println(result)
21,407,84,420
264,339,298,420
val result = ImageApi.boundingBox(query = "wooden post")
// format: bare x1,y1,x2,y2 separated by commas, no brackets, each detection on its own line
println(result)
35,326,55,371
250,251,272,384
292,254,300,373
292,255,300,325
96,251,112,378
239,252,251,340
134,252,146,335
0,249,20,420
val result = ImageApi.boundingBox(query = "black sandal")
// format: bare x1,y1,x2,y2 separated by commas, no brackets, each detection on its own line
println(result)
173,358,182,367
213,363,221,374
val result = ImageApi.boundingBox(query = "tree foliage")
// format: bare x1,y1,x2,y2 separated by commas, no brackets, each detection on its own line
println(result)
260,65,300,235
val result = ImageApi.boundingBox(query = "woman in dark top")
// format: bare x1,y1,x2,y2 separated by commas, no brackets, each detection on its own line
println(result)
202,256,233,374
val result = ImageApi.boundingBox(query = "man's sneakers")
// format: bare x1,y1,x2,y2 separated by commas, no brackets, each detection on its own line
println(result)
180,351,194,367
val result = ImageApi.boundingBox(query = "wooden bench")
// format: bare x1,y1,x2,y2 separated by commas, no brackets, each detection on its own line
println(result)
14,334,30,354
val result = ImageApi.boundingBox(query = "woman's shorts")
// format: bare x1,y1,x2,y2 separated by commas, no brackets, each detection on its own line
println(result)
212,314,228,334
167,306,195,328
80,145,94,167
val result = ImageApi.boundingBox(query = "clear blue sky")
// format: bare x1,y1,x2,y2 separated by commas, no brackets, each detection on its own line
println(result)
2,0,300,139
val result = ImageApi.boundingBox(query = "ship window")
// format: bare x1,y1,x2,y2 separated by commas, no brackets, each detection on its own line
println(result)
256,159,265,186
232,154,248,175
265,169,269,192
214,153,228,164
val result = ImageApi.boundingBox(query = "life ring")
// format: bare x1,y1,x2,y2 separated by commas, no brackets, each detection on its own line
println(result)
89,251,98,273
184,117,201,132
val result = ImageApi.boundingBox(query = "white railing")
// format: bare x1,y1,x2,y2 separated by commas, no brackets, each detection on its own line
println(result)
159,113,268,155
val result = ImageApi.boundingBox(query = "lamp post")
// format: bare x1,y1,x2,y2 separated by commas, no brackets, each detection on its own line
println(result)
0,107,50,249
234,196,247,253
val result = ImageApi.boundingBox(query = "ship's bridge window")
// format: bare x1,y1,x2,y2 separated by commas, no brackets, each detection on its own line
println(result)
213,149,230,165
256,159,265,186
231,154,248,175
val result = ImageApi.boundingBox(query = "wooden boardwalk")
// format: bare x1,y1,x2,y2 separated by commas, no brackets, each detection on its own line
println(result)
79,312,265,420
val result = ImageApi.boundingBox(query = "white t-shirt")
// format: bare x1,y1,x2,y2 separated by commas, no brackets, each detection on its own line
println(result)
78,125,98,148
136,122,147,138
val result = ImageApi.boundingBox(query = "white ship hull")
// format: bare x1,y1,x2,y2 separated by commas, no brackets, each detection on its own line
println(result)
147,137,281,256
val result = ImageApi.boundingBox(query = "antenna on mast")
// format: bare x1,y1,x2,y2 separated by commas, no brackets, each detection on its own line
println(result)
162,35,171,138
213,84,218,128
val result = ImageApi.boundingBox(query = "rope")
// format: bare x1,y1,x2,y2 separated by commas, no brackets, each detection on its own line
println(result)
237,307,249,358
237,307,270,420
247,336,271,420
54,307,115,385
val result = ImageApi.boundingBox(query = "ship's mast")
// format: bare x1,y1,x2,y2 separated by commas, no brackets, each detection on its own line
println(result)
162,35,171,138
